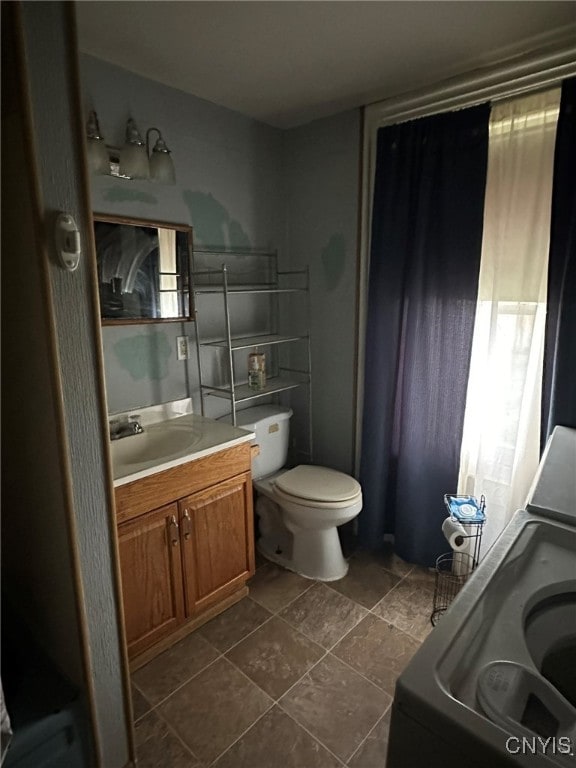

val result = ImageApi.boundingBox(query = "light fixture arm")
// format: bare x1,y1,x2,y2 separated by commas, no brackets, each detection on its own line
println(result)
146,127,171,156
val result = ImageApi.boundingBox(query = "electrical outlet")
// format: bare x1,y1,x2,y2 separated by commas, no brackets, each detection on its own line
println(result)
176,335,189,361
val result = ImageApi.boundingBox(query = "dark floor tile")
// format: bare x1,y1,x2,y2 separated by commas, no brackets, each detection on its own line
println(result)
373,544,413,578
213,705,342,768
372,581,434,641
134,709,165,751
158,657,272,765
248,563,313,612
197,597,273,652
131,683,151,722
347,707,391,768
134,711,201,767
403,564,437,590
280,583,367,649
329,553,400,609
332,614,420,696
132,631,220,705
279,654,390,762
226,616,324,699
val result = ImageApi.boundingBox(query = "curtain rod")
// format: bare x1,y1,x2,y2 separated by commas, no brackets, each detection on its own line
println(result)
365,35,576,130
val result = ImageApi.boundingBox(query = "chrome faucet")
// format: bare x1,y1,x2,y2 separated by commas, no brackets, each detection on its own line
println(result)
109,414,144,440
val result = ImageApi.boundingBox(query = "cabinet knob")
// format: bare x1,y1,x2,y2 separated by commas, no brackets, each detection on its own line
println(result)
182,509,192,540
169,515,179,546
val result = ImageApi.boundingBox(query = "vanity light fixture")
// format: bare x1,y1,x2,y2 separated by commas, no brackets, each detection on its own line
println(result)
85,112,176,185
120,118,149,180
120,118,176,184
86,111,110,175
146,127,176,185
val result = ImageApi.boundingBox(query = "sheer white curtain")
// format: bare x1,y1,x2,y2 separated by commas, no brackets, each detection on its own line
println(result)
458,89,560,557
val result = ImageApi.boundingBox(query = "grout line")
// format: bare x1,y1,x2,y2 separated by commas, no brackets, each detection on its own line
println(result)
271,648,330,703
153,708,205,765
323,648,395,702
219,653,276,706
346,701,392,765
325,616,369,654
130,681,152,724
272,580,317,614
248,575,316,616
133,701,203,764
206,702,276,767
274,701,348,767
364,578,435,644
220,612,276,655
274,582,370,649
142,651,225,711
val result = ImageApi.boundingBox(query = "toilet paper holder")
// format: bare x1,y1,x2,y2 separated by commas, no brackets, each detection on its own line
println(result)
442,493,486,566
431,494,486,626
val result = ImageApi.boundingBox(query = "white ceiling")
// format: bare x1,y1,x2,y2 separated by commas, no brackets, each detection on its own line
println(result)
76,1,576,129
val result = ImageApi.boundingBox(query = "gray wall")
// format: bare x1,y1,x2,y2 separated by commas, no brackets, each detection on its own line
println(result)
2,0,86,702
81,54,284,415
80,54,361,472
283,111,361,474
17,5,130,766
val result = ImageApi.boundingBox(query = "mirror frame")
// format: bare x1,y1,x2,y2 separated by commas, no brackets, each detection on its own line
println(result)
93,213,194,326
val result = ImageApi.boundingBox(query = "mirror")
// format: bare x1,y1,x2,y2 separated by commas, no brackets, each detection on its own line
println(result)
94,214,193,324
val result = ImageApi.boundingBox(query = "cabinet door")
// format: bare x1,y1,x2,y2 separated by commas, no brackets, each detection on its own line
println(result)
118,502,185,658
180,472,255,616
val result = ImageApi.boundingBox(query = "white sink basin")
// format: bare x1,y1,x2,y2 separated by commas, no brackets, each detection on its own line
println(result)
111,422,202,473
109,412,255,485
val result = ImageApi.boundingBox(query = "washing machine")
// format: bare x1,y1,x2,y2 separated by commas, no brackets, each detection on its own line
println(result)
526,426,576,528
387,427,576,768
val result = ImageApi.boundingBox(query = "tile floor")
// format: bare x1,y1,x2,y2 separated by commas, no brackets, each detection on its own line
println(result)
131,546,436,768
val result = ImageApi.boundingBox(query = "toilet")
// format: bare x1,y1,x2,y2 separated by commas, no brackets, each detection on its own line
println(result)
234,405,362,581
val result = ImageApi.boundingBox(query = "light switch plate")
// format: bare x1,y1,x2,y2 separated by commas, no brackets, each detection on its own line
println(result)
176,335,189,360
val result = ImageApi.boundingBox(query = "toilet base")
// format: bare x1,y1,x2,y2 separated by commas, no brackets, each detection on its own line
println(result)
290,525,349,581
256,529,349,582
254,479,355,582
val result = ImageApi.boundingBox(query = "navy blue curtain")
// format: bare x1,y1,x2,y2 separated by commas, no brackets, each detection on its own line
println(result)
542,77,576,447
359,105,490,567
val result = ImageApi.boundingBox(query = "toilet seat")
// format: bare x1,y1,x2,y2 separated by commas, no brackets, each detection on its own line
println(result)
274,484,362,510
274,465,361,504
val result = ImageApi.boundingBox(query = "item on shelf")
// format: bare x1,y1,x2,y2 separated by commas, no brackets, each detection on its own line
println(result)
248,350,266,390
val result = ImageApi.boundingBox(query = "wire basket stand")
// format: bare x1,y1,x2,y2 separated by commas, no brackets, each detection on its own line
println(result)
431,494,486,626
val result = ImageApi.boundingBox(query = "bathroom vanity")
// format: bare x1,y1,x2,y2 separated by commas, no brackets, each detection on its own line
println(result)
110,409,256,668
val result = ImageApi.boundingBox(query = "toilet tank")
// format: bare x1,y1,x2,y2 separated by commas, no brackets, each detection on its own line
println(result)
234,405,292,480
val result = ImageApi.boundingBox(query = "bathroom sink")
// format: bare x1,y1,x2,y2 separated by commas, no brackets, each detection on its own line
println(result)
109,411,255,485
110,422,202,474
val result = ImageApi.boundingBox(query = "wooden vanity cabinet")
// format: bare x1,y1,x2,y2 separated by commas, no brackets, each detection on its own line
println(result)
117,502,185,658
115,443,255,665
179,472,253,615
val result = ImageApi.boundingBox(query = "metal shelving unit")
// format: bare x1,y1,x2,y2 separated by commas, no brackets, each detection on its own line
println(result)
191,249,312,457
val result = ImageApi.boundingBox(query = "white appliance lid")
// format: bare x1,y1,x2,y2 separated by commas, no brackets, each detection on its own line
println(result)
275,465,361,503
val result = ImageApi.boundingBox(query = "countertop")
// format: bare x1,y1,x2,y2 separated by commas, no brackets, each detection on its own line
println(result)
111,413,255,487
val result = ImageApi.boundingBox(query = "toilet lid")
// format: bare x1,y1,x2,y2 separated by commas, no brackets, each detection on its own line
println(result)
275,465,361,503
